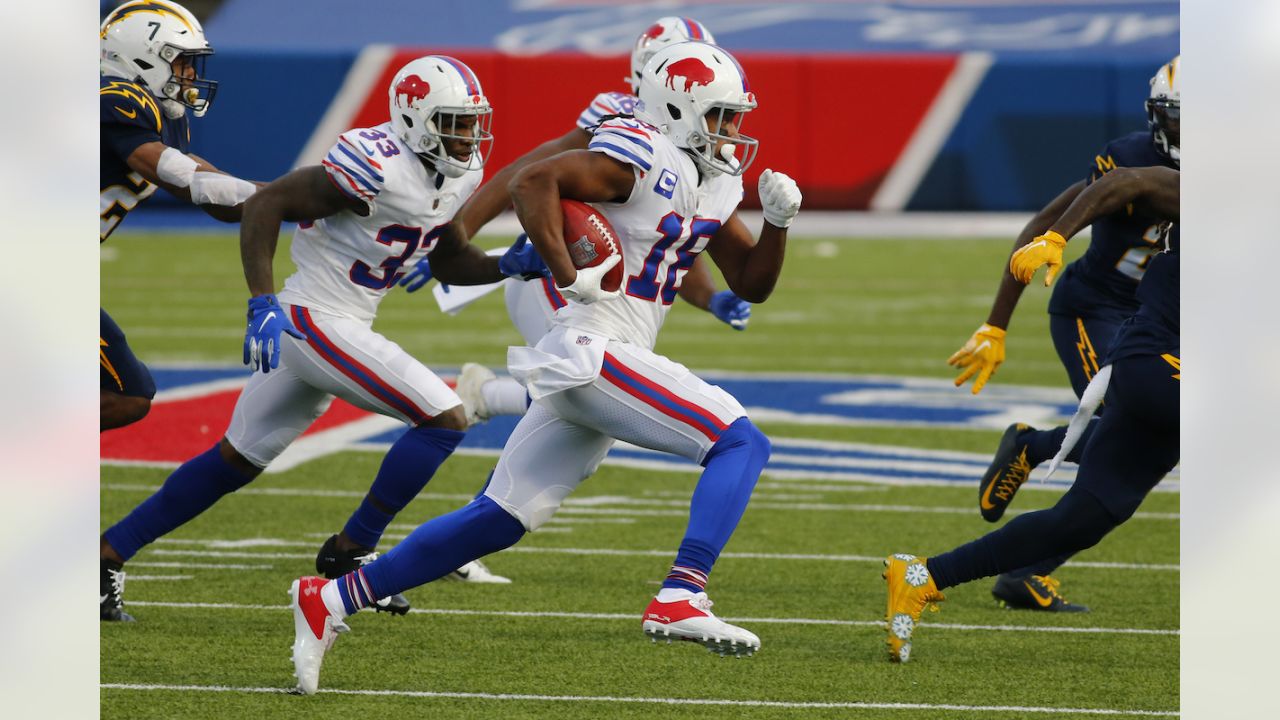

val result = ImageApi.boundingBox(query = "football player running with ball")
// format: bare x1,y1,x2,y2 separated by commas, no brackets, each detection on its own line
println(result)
100,57,546,622
287,42,802,694
396,17,754,425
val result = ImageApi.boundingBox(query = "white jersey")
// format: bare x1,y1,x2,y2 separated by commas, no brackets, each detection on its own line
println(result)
575,91,638,131
278,121,482,324
555,117,743,349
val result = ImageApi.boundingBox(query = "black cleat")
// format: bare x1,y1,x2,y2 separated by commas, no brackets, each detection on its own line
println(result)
100,558,135,622
992,574,1089,613
314,534,410,615
978,423,1034,522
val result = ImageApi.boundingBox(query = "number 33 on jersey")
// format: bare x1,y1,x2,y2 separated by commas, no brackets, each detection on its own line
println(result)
277,123,482,324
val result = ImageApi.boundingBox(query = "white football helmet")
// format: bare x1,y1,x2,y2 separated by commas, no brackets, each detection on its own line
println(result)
628,17,715,92
637,42,758,177
100,0,216,119
388,56,494,179
1147,56,1180,166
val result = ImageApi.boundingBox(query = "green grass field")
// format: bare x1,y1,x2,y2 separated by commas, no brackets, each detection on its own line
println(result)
100,232,1178,718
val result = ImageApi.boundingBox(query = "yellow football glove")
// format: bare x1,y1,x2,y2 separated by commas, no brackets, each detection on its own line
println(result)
1009,230,1067,286
948,324,1006,395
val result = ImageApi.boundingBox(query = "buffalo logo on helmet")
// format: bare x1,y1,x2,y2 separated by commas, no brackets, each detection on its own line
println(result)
642,23,665,41
663,58,716,92
394,74,432,108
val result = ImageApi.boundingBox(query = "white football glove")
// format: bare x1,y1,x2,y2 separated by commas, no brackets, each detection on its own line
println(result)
557,254,623,305
758,169,802,229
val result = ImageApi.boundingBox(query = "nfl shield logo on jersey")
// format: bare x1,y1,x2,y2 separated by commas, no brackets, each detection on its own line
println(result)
569,235,598,266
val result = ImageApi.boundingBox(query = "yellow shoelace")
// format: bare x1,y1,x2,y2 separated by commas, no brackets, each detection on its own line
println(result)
994,450,1032,501
1031,575,1068,602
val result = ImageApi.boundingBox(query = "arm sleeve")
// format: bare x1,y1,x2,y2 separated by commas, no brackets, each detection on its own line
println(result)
320,130,387,208
575,92,637,131
587,117,655,173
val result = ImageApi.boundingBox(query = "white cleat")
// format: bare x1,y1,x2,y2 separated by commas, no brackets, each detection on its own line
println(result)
289,576,349,695
455,363,497,427
446,558,511,584
641,591,760,657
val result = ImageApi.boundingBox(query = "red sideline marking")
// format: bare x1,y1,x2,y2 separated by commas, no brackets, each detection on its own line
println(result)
101,389,372,463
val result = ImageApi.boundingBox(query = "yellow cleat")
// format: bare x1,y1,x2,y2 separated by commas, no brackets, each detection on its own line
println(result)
882,554,946,663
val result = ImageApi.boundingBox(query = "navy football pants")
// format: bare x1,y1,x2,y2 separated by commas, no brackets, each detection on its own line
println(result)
100,309,155,399
929,353,1180,590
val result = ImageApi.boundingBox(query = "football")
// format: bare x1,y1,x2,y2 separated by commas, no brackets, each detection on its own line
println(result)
561,199,623,292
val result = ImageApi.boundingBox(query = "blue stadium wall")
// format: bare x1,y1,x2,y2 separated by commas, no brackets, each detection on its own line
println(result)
134,1,1178,215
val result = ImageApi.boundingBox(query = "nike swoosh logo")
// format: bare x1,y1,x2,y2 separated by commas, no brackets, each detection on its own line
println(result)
1023,582,1054,607
257,311,276,333
357,141,376,156
100,594,110,604
115,106,137,119
973,340,991,353
980,472,1003,510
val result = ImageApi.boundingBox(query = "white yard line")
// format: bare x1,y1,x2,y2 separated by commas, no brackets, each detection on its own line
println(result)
143,543,1179,572
124,601,1179,637
128,561,275,570
99,682,1177,716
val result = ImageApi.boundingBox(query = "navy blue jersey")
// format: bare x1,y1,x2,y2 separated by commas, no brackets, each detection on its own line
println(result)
1106,223,1179,363
100,76,190,241
1047,131,1176,321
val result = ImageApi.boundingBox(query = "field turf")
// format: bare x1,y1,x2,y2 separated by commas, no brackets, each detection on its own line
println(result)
101,232,1178,718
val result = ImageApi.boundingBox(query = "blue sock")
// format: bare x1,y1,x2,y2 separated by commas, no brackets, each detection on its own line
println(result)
345,496,525,610
103,443,255,562
342,426,464,548
662,418,771,593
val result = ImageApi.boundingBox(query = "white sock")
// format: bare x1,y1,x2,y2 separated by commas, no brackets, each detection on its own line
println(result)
320,579,350,619
656,587,695,603
481,377,530,417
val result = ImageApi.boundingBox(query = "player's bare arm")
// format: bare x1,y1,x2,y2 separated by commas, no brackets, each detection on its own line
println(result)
704,212,786,303
1049,166,1179,238
985,180,1087,329
509,149,636,287
949,179,1086,393
457,128,592,236
240,166,365,296
427,223,507,286
1010,167,1178,286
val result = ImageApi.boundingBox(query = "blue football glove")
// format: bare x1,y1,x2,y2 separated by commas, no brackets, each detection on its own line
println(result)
709,290,751,331
398,256,434,293
243,294,305,373
498,233,550,280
